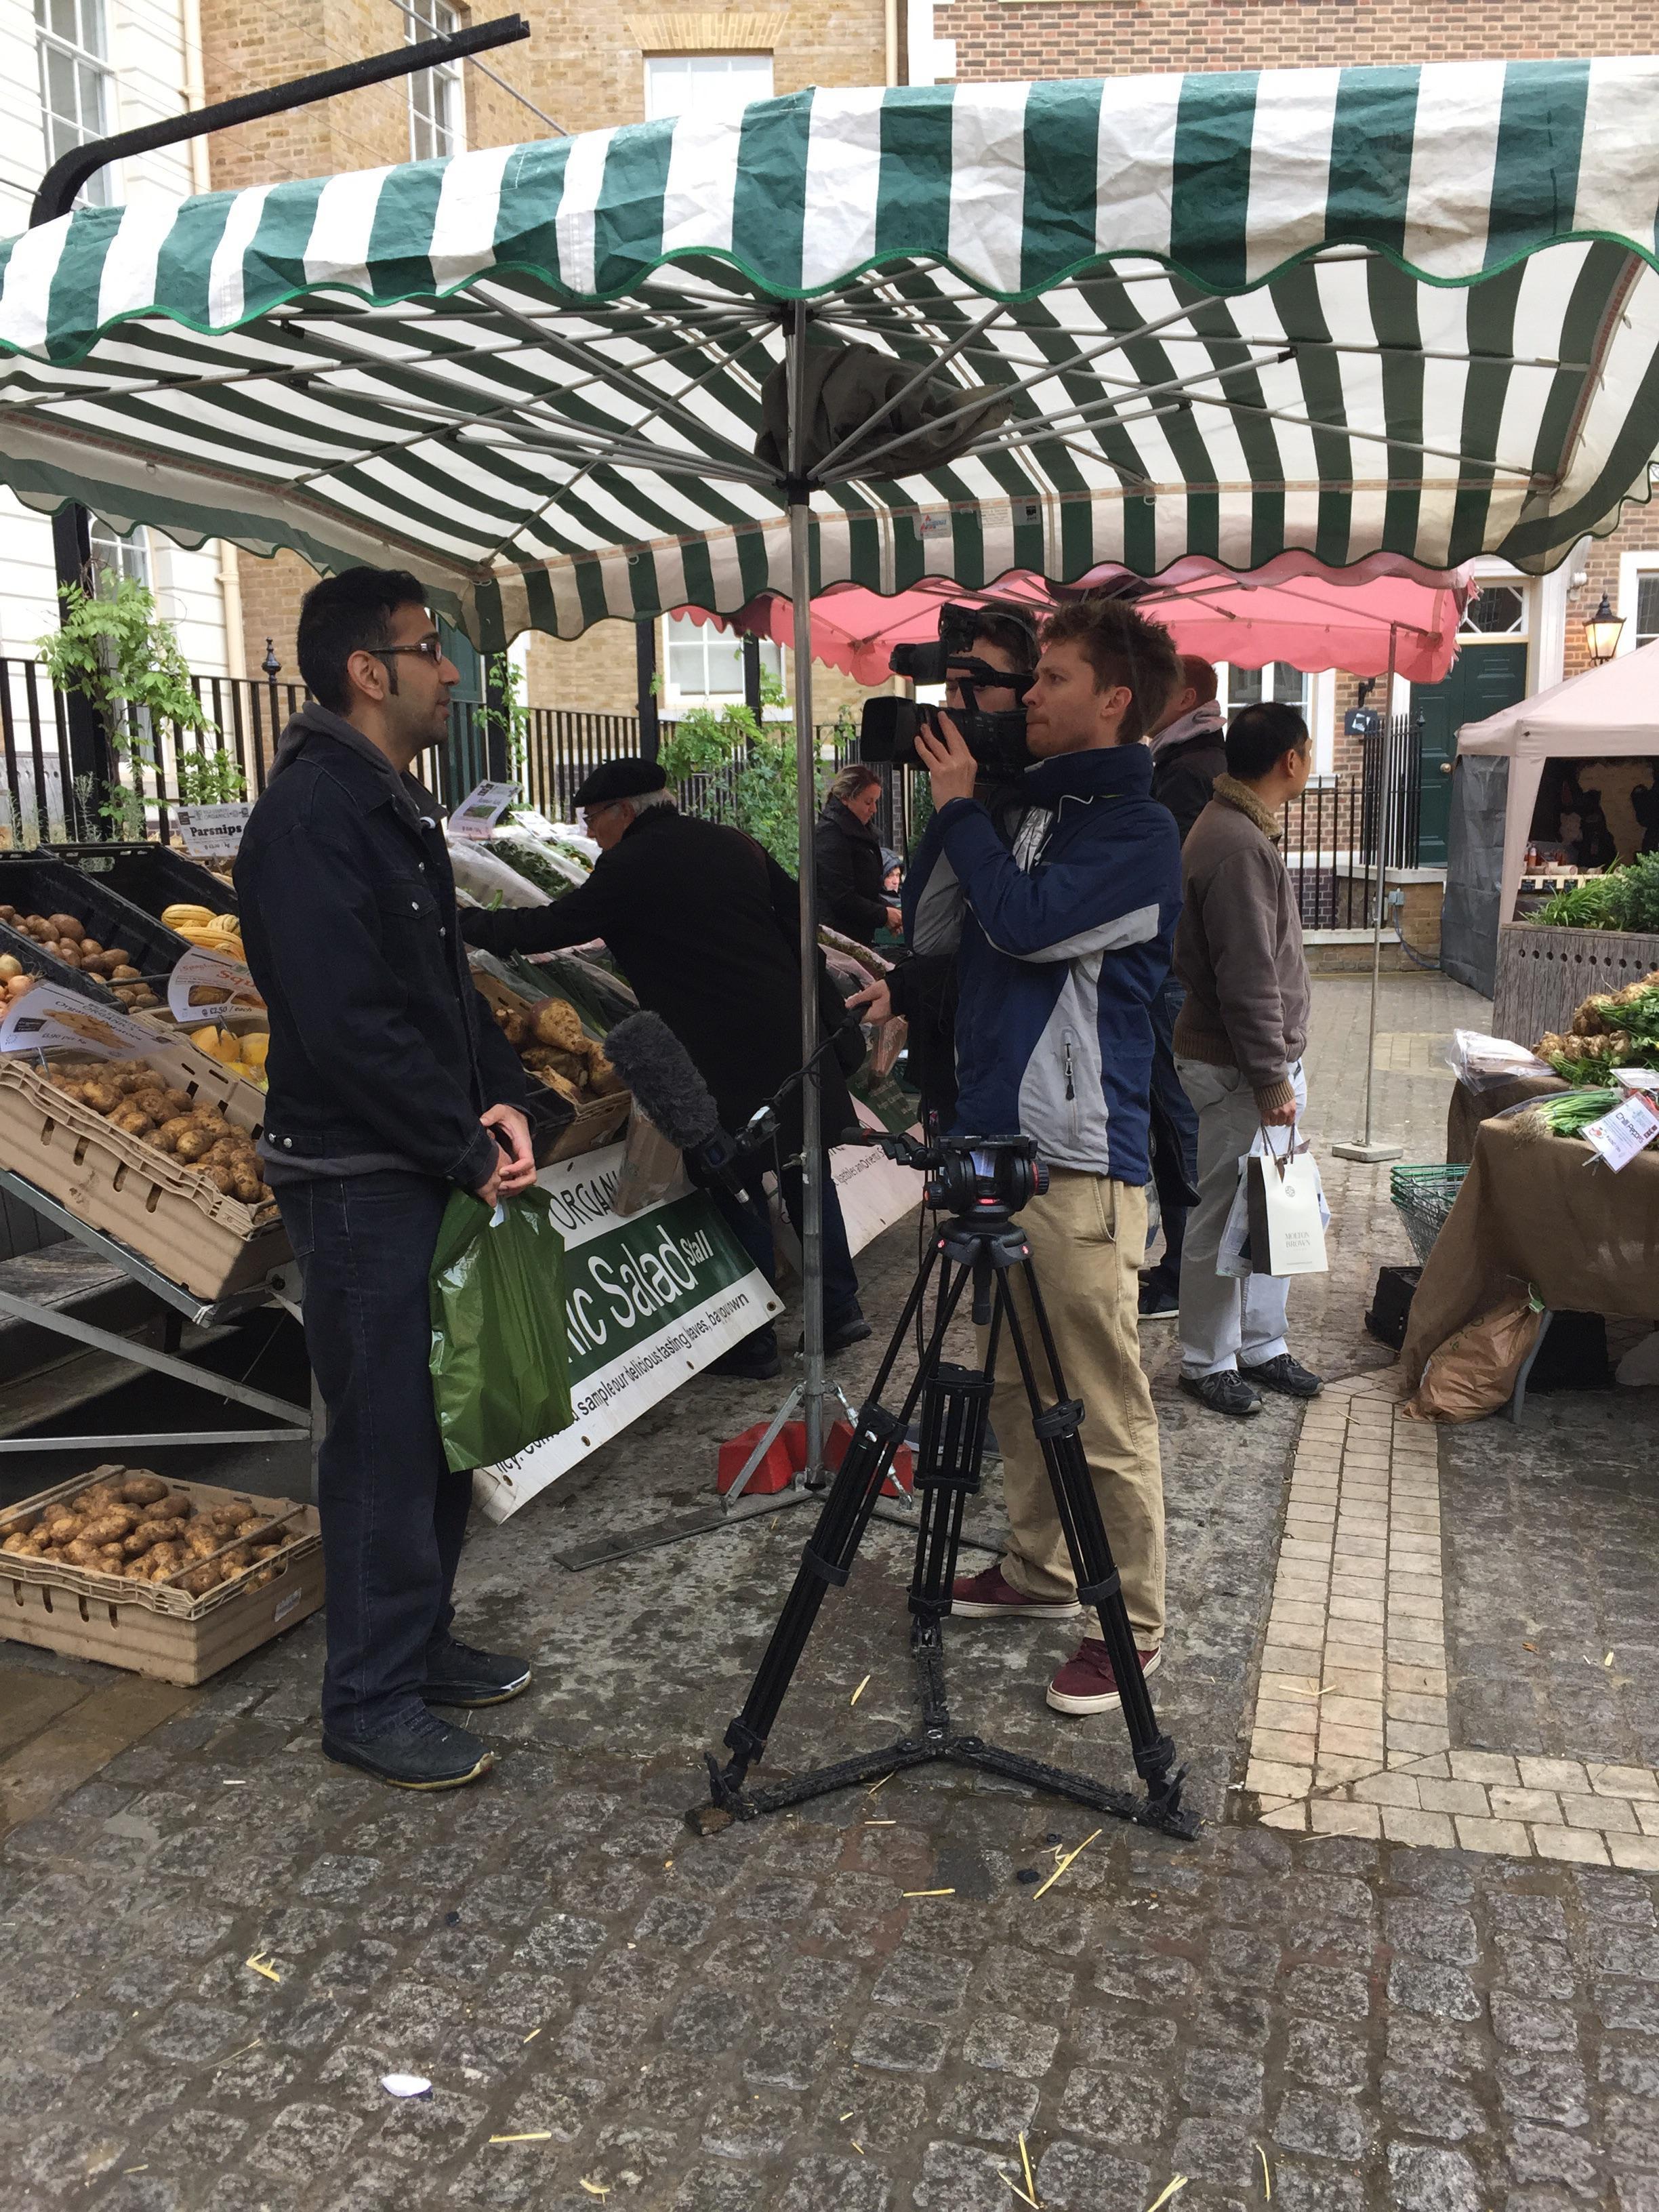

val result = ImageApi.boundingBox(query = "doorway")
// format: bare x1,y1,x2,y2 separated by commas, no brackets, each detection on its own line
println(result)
1410,586,1530,865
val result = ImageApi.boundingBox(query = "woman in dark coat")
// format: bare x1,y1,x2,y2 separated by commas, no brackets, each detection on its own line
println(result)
460,759,869,1376
814,764,899,947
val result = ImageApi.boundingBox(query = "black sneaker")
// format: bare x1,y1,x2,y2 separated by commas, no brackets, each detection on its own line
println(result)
1179,1370,1263,1418
710,1330,783,1381
424,1637,532,1708
1138,1274,1180,1322
1239,1353,1324,1399
798,1309,874,1355
322,1707,494,1790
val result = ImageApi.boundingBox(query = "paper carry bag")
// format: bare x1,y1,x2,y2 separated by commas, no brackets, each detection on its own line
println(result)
1245,1148,1329,1275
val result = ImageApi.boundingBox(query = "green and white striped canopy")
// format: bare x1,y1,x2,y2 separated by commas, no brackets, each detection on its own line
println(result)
3,60,1659,644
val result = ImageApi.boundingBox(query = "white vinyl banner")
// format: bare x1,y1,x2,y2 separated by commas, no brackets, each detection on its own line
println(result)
471,1143,781,1522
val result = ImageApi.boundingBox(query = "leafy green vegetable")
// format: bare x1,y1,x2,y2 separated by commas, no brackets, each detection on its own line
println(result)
1531,852,1659,933
1526,1088,1621,1136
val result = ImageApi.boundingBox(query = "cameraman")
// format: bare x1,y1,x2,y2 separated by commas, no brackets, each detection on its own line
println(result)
848,609,1037,1127
903,598,1183,1717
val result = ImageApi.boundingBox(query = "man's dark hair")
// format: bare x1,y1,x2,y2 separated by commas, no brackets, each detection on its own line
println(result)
1040,596,1182,744
298,567,429,712
1226,700,1311,782
969,609,1039,673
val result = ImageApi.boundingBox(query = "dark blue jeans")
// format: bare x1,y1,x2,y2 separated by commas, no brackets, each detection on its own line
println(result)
711,1155,861,1343
276,1170,470,1742
1147,975,1200,1291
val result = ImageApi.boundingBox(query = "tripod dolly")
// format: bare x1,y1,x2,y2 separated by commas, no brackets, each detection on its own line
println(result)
689,1133,1198,1842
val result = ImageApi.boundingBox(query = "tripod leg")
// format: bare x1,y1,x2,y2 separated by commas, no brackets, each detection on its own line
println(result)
998,1266,1186,1822
905,1317,999,1734
705,1247,977,1809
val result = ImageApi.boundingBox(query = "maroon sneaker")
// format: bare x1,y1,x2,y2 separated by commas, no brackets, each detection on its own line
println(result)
950,1562,1081,1620
1046,1638,1162,1714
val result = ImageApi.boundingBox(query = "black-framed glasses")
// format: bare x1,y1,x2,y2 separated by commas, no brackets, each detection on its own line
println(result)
372,636,445,665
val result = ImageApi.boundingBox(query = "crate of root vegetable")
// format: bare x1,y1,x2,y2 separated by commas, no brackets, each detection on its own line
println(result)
0,1045,287,1299
0,855,193,1010
0,1466,322,1684
471,970,632,1162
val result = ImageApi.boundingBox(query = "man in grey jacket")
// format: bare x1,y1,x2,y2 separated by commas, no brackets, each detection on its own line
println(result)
1172,701,1324,1417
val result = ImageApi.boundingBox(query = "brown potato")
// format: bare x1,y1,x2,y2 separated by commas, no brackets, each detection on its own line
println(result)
199,1164,237,1195
105,947,133,967
144,1541,186,1577
231,1169,264,1204
173,1128,213,1162
130,1088,169,1119
121,1474,169,1507
155,1494,194,1522
64,1536,110,1568
79,936,103,957
47,913,83,942
153,1115,196,1153
159,1090,193,1120
80,1078,121,1114
531,998,583,1050
1,1530,41,1556
79,1507,139,1544
123,1525,164,1558
181,1563,223,1596
77,1480,127,1509
109,1106,157,1139
110,964,141,983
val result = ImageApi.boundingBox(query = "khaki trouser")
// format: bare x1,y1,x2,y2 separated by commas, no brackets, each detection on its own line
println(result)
979,1170,1166,1646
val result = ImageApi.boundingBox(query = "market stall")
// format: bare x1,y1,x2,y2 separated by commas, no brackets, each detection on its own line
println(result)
1442,640,1659,1002
687,553,1471,688
7,59,1659,1521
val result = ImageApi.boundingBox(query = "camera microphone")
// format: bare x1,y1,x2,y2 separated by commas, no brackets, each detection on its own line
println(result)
604,1012,747,1193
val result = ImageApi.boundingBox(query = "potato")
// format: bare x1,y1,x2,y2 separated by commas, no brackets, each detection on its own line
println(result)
199,1164,237,1195
152,1494,194,1523
2,1530,40,1556
79,1507,139,1544
153,1116,194,1153
173,1128,213,1162
109,1106,157,1139
64,1536,111,1568
158,1090,193,1120
181,1562,224,1596
121,1474,169,1507
531,998,583,1050
122,1525,164,1558
110,964,141,983
144,1542,186,1579
79,1078,122,1114
231,1169,264,1204
47,913,83,943
79,937,103,958
77,1480,126,1510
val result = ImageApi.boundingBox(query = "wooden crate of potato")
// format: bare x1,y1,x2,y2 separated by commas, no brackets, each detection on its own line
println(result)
0,1043,288,1299
0,1467,323,1685
470,969,632,1162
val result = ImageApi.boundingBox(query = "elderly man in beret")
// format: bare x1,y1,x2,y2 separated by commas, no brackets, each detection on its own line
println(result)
460,758,868,1379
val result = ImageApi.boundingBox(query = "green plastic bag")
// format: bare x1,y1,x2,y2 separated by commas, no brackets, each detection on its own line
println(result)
428,1185,573,1473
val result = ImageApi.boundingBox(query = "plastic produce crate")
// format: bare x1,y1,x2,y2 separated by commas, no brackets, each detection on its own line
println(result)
0,855,193,982
1389,1164,1469,1265
0,1470,321,1685
56,842,239,921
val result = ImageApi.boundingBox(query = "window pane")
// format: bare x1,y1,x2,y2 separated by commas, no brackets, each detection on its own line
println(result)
1636,574,1659,646
1225,665,1263,709
77,0,105,56
644,52,773,121
1460,584,1525,635
44,43,75,119
1272,663,1307,706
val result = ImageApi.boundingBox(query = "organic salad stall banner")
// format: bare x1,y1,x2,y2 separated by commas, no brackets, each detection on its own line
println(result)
471,1143,781,1522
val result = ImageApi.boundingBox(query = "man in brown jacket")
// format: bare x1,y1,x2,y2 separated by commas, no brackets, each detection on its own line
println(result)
1172,701,1324,1417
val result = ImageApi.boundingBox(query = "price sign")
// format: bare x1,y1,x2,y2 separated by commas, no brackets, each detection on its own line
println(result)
0,981,161,1059
1582,1090,1659,1172
168,947,264,1026
175,803,253,856
448,781,520,842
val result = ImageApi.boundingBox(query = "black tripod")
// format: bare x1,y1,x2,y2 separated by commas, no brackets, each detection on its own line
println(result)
689,1135,1197,1842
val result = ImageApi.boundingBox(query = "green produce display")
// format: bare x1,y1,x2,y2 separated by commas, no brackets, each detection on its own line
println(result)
1535,969,1659,1082
1524,1088,1622,1137
428,1187,573,1474
1532,852,1659,933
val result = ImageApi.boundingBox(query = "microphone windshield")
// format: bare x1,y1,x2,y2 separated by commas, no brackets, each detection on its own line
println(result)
605,1012,724,1151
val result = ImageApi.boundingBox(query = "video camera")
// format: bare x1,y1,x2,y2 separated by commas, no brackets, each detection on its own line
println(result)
856,1128,1048,1219
857,600,1036,779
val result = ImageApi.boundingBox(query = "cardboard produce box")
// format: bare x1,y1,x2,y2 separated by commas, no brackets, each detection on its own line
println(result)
0,1030,287,1300
469,966,632,1162
0,1469,321,1685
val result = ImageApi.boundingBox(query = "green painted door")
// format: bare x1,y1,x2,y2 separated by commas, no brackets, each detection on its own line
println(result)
1410,643,1528,866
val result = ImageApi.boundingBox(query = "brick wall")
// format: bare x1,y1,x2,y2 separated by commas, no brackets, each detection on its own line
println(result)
1563,503,1659,681
937,1,1659,82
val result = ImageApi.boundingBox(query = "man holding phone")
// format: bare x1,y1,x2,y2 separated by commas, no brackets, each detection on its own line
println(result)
237,568,537,1792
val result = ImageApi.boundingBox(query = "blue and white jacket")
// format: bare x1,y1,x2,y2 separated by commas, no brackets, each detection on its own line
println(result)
901,746,1181,1186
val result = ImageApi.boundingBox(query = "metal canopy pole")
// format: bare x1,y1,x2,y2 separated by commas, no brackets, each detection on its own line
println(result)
787,300,829,1489
1332,621,1407,1166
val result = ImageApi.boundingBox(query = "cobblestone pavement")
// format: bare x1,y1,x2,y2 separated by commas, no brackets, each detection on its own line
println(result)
3,977,1658,2212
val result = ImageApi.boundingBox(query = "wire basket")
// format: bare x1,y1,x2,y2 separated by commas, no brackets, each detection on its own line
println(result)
1389,1164,1469,1265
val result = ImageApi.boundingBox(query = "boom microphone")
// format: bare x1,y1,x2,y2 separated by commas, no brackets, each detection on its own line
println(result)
605,1012,746,1190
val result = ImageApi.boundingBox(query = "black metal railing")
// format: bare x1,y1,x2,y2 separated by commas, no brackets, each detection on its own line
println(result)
0,664,1422,928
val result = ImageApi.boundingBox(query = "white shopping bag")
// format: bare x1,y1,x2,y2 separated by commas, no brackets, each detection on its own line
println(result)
1218,1127,1330,1277
1246,1132,1329,1275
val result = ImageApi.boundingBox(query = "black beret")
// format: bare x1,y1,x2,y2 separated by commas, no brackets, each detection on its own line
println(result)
573,757,669,807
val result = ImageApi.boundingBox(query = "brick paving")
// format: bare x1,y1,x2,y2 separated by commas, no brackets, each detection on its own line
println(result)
2,975,1658,2212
